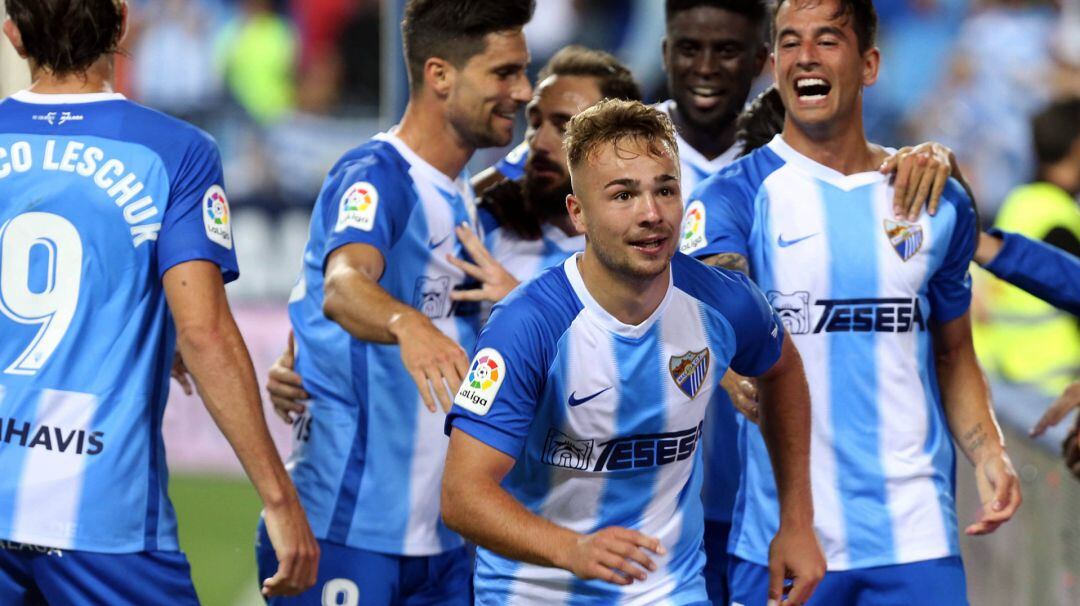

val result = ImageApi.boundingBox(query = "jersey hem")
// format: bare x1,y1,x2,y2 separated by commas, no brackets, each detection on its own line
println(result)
732,544,960,571
315,533,463,557
0,529,179,554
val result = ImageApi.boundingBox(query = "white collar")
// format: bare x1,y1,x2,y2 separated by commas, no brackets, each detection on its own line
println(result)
562,253,673,339
10,90,126,105
374,130,464,193
766,133,890,191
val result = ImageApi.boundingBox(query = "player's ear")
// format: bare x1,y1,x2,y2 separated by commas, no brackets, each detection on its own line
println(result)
861,46,880,87
118,2,130,46
3,19,27,59
567,191,586,233
424,57,455,98
660,36,670,72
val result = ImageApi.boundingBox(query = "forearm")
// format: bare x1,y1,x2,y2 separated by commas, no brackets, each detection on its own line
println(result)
757,345,814,528
981,230,1080,316
323,265,426,344
443,454,578,569
178,313,298,509
936,341,1005,464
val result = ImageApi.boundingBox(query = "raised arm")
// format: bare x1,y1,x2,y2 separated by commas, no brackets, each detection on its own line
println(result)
323,243,469,412
932,312,1021,535
441,429,664,585
754,336,825,605
164,260,318,597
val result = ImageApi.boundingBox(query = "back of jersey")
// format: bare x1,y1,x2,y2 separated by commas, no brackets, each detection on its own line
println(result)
0,91,237,553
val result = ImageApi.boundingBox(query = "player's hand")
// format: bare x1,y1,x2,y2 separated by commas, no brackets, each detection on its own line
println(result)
1063,418,1080,480
390,311,469,413
966,450,1022,535
1030,380,1080,438
261,498,320,597
563,527,665,585
767,522,825,606
171,350,194,396
880,142,953,221
447,223,520,303
722,370,760,424
267,333,309,425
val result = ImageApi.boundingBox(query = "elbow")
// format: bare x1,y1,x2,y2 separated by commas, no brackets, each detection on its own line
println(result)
322,272,349,325
175,321,227,357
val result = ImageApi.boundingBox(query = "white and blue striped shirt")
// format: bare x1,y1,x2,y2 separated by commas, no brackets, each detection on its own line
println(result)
683,134,977,570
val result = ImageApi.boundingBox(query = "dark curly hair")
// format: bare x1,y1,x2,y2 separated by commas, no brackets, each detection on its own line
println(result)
736,86,785,155
5,0,125,76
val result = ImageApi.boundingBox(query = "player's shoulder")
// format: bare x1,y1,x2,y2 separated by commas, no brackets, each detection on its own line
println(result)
932,177,977,229
328,137,410,182
690,144,785,205
671,253,761,312
488,262,582,339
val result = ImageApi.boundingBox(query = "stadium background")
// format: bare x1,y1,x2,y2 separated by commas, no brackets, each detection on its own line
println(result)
1,0,1078,604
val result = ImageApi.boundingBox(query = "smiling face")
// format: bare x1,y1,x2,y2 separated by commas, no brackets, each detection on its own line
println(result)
663,6,766,131
523,74,603,202
567,137,683,281
446,29,532,149
772,0,878,137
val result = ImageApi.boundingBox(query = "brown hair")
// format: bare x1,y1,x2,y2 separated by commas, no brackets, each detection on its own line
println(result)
538,45,641,103
564,99,679,169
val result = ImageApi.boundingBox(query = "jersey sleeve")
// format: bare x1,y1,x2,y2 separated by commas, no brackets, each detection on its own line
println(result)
679,174,755,261
494,141,529,180
983,228,1080,316
320,155,415,263
445,301,550,458
928,181,977,324
157,134,240,282
724,269,785,377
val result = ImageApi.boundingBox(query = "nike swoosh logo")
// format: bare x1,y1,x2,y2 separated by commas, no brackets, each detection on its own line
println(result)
568,387,612,407
777,232,818,248
428,234,452,249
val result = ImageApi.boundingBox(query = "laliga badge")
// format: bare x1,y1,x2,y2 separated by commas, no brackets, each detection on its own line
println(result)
454,348,506,415
335,182,379,232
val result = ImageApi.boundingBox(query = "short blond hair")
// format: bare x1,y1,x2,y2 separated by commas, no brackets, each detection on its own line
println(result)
563,99,679,169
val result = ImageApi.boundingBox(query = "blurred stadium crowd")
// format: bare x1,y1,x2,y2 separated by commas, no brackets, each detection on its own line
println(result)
46,0,1080,301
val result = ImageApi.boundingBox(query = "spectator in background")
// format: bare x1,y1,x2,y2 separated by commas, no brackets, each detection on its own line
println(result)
976,97,1080,397
131,0,222,128
218,0,296,125
913,0,1056,217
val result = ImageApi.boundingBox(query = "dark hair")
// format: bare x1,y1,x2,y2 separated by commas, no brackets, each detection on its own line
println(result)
1032,97,1080,168
4,0,124,76
775,0,877,54
537,45,642,103
564,99,678,169
736,86,785,155
401,0,534,91
665,0,769,27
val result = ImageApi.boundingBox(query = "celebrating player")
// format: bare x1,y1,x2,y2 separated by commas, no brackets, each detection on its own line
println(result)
257,1,534,604
441,99,825,605
682,1,1021,603
0,0,317,602
449,45,640,302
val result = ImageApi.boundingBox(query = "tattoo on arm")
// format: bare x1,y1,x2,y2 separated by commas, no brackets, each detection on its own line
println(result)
963,422,988,455
703,253,749,274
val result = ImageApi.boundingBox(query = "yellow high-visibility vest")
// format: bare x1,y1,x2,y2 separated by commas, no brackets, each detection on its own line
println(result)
977,182,1080,395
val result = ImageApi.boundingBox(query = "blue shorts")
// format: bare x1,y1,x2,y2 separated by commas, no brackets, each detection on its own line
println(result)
255,520,471,606
729,555,968,606
0,540,199,605
703,520,732,606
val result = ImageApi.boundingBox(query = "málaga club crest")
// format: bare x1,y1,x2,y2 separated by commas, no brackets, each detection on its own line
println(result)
884,219,923,262
669,348,710,399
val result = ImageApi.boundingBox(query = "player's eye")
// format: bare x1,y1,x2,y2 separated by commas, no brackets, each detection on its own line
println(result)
614,191,633,201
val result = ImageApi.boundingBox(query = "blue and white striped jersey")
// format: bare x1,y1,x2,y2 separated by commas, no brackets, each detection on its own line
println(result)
287,131,480,556
447,252,784,605
478,206,584,283
682,134,977,570
487,117,745,523
0,91,238,553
